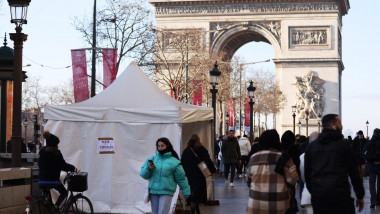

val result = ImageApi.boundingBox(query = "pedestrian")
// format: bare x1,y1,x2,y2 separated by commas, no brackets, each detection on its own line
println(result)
365,128,380,208
238,134,251,177
38,131,77,210
305,114,364,213
246,129,298,214
181,134,216,214
299,132,319,214
218,135,226,174
140,137,190,214
248,137,260,160
279,130,300,214
221,130,241,187
353,130,367,180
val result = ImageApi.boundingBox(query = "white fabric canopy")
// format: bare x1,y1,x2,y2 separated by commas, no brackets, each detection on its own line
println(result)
44,62,213,213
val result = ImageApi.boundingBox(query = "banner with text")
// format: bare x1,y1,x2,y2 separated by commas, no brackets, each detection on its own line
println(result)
192,80,203,106
102,49,118,89
71,50,89,103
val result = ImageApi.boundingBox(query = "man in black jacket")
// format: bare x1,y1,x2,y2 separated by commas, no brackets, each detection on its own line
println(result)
305,114,364,214
221,130,241,187
353,130,367,180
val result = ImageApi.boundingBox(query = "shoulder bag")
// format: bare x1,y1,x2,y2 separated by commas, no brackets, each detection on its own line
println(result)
191,148,212,177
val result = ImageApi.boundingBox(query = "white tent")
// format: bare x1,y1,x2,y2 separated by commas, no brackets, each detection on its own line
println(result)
44,62,213,213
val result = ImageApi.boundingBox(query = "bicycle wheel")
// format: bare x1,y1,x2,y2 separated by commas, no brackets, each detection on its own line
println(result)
64,195,94,214
26,198,53,214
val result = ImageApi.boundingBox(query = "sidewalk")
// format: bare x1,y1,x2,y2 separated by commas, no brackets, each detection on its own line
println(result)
198,174,377,214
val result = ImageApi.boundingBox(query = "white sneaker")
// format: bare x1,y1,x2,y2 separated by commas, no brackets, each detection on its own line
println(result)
229,182,234,187
239,174,242,178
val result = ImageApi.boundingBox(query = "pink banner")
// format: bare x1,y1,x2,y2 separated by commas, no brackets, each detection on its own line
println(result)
228,100,235,129
192,80,203,106
244,98,250,127
102,49,117,89
71,50,89,103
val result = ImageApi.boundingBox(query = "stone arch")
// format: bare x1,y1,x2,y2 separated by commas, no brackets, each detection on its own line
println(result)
210,23,281,60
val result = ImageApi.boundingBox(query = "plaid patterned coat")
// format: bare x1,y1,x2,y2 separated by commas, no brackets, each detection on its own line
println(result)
247,149,291,214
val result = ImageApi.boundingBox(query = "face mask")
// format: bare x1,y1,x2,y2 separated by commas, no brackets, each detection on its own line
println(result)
158,148,169,155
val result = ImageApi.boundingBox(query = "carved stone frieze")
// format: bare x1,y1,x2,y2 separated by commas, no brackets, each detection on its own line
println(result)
210,21,281,46
154,2,339,16
289,26,331,50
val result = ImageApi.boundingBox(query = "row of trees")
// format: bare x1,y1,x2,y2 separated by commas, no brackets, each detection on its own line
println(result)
21,0,285,131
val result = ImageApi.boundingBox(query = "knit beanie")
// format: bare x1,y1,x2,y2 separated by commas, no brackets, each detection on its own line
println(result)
43,131,60,147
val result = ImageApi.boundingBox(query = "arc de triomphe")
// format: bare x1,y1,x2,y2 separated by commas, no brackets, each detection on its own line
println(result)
149,0,350,135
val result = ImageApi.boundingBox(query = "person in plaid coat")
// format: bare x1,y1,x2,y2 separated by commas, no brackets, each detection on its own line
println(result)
246,129,298,214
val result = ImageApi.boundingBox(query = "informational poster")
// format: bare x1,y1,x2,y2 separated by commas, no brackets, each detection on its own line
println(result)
97,138,115,154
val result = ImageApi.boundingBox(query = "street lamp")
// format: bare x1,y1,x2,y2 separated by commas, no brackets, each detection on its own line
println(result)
305,110,309,136
247,80,256,142
298,121,302,135
8,0,31,167
291,105,296,133
209,61,221,203
366,120,369,138
317,114,322,132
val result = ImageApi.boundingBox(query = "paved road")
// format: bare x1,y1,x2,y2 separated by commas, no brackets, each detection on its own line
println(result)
198,174,379,214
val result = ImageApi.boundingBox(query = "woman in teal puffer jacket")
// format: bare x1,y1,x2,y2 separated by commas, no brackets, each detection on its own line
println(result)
140,137,191,214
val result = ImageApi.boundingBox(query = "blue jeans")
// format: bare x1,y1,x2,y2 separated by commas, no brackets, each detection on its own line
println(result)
150,194,173,214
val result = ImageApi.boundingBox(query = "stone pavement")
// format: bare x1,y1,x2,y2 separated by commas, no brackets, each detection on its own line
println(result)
197,174,379,214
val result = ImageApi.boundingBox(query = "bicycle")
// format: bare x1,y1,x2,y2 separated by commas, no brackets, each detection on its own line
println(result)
25,171,94,214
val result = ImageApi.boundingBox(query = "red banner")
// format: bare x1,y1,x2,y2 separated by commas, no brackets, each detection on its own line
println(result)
170,80,181,100
71,50,89,103
192,80,203,106
244,98,250,127
228,100,235,129
102,49,117,89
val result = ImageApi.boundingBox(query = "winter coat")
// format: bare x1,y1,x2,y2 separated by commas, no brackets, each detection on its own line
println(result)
247,149,297,214
238,137,251,156
221,136,241,164
366,134,380,172
140,151,191,197
181,146,216,203
38,147,75,181
305,128,365,205
353,136,367,165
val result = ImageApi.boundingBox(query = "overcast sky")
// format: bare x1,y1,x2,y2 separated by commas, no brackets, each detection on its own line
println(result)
0,0,378,137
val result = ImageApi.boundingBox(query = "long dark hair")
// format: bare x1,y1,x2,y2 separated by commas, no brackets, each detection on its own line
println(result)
187,134,204,148
156,137,179,160
258,129,281,151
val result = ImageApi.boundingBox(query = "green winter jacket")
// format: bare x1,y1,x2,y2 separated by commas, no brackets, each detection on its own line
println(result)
140,151,190,197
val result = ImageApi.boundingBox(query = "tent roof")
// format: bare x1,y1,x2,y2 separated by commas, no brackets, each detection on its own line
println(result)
44,62,213,123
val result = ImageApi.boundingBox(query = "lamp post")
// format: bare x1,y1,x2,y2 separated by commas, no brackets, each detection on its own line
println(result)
247,80,256,142
8,0,30,167
23,117,28,143
305,110,309,136
292,105,296,133
366,120,369,138
298,121,302,135
225,112,229,135
317,114,322,132
209,61,221,203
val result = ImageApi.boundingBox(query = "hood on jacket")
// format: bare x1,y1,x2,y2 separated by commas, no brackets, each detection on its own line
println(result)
317,128,344,145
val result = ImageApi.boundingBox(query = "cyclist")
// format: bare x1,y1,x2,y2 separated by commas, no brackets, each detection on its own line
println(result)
38,131,77,210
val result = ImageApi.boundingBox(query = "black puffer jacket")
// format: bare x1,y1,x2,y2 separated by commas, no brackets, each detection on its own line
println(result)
38,147,75,181
221,136,241,164
305,128,364,203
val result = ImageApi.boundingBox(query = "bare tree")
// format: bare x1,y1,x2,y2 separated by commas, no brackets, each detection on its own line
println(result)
153,28,219,102
73,0,155,74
